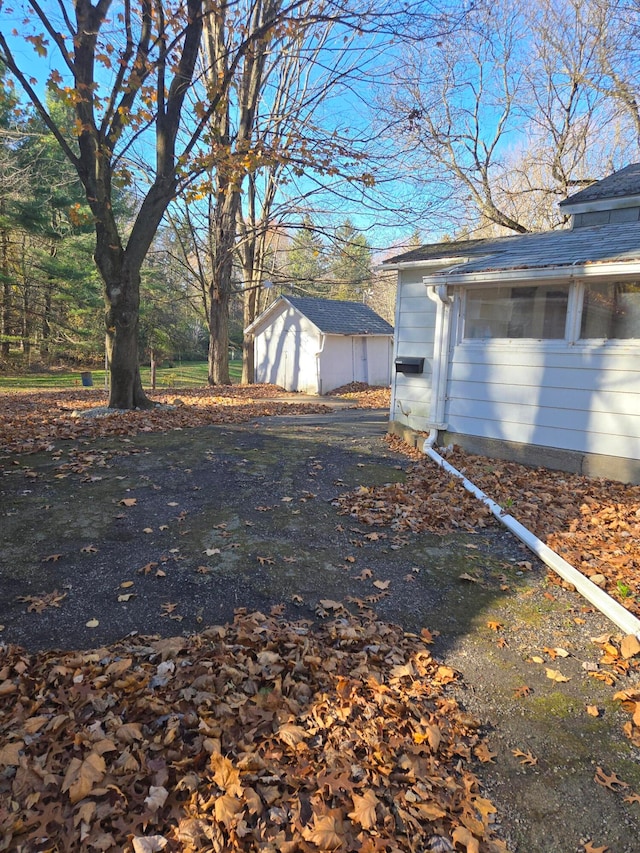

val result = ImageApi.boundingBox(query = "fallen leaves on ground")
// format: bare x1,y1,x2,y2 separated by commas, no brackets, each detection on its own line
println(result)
0,610,509,852
329,383,391,409
338,440,640,619
0,385,335,455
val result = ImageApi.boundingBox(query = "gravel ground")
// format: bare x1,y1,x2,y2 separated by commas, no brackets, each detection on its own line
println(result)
1,407,639,851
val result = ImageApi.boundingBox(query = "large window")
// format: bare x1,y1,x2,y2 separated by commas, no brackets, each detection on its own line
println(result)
464,285,570,340
580,282,640,339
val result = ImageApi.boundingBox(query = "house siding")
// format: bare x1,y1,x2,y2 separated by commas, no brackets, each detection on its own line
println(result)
391,270,437,430
446,341,640,460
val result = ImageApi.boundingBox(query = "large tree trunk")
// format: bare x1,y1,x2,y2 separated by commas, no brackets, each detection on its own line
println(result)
242,284,257,384
207,182,239,386
0,210,11,359
207,285,231,385
103,262,153,409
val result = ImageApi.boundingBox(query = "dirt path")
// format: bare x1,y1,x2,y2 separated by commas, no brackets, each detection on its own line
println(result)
1,408,639,851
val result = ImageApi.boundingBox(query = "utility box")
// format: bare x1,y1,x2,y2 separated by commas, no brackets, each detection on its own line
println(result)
394,357,424,375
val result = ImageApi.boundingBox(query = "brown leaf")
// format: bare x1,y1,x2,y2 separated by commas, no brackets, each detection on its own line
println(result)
452,826,480,853
210,753,242,794
214,793,243,827
594,766,629,791
302,814,344,850
0,740,23,766
119,497,137,506
62,752,106,804
277,723,307,748
620,634,640,659
512,748,537,766
586,705,602,717
474,742,496,763
348,790,379,829
373,579,390,590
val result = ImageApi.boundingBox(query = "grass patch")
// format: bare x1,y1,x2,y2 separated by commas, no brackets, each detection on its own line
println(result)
0,360,242,390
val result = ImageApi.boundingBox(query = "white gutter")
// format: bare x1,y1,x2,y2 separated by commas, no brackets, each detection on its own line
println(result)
381,256,478,272
422,434,640,640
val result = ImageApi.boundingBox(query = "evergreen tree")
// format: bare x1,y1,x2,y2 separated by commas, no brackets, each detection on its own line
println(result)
328,219,372,301
285,217,328,296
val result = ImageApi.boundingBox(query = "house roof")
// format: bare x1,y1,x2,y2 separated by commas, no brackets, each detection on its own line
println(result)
383,221,640,277
245,295,393,336
559,162,640,209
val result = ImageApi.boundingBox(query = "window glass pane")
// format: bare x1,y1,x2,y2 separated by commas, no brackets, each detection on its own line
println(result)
464,285,569,339
580,282,640,339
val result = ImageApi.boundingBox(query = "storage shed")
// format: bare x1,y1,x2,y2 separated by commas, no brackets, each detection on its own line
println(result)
385,164,640,483
245,295,394,394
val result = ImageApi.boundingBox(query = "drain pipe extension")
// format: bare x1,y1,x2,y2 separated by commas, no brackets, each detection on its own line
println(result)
422,433,640,640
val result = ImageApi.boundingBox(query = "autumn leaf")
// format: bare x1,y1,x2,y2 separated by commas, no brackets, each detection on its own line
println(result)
0,740,24,766
62,752,106,803
620,634,640,659
512,748,537,766
594,766,629,791
486,620,504,631
132,837,168,853
277,723,307,748
452,826,480,853
302,814,344,850
348,790,379,829
373,579,390,590
474,742,496,763
214,793,243,827
144,786,169,812
545,667,570,683
257,555,275,566
119,497,137,506
210,753,242,794
586,705,602,717
583,843,609,853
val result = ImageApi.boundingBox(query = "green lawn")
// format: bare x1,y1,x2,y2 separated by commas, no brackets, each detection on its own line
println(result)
0,360,242,390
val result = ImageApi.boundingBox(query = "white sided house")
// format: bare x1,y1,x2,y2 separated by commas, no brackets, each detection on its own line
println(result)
245,295,394,395
385,164,640,483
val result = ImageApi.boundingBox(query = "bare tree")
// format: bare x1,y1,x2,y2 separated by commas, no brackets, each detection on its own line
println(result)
384,0,640,236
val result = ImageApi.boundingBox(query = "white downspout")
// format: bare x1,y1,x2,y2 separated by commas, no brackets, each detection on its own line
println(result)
425,283,452,430
421,434,640,639
315,333,326,395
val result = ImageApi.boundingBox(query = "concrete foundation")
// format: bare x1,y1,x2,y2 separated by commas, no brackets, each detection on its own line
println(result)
387,421,640,484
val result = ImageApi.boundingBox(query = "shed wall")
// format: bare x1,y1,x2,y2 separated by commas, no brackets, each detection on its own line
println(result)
254,305,320,392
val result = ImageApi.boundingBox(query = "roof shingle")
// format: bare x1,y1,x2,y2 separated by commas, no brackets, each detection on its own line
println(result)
284,296,393,334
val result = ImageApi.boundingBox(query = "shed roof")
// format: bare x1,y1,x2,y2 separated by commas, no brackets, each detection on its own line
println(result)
559,162,640,208
383,221,640,276
268,295,393,335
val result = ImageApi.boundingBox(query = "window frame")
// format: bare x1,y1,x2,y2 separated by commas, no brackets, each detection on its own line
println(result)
455,276,640,347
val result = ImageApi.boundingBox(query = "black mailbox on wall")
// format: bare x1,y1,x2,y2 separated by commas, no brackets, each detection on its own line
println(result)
394,357,424,374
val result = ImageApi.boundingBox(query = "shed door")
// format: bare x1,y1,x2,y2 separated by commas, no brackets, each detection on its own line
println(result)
353,337,368,383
